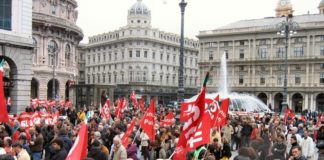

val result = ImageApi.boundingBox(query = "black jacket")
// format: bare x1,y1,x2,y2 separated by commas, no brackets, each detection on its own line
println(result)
87,147,107,160
50,148,67,160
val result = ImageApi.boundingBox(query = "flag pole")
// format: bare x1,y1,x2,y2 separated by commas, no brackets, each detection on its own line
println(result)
131,126,141,145
167,150,176,160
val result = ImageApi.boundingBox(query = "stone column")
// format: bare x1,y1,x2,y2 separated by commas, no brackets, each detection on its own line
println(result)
304,93,309,110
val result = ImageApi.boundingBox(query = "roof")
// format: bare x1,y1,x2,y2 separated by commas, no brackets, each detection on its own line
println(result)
217,14,324,30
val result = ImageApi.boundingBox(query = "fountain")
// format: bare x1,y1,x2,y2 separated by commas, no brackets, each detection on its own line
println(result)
187,53,272,113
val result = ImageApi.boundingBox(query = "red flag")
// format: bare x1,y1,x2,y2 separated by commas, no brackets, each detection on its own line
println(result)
121,118,136,147
139,96,145,112
101,99,111,120
173,145,187,160
65,100,72,108
214,95,220,101
66,123,88,160
214,98,230,127
316,113,323,127
31,112,41,126
130,91,138,108
160,112,175,127
180,101,195,122
0,63,9,123
176,72,211,151
284,107,295,123
17,112,32,128
300,115,307,122
139,99,156,141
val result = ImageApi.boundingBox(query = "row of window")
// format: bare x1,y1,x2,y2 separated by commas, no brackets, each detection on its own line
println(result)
87,51,198,66
0,0,11,30
204,36,324,48
89,30,198,47
86,73,198,86
207,46,324,60
86,65,198,75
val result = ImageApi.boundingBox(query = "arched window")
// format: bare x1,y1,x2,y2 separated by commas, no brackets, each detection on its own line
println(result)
48,40,58,66
32,37,37,64
65,44,71,66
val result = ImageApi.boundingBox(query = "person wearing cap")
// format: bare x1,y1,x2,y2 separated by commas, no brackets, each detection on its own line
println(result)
12,142,30,160
112,136,127,160
50,138,67,160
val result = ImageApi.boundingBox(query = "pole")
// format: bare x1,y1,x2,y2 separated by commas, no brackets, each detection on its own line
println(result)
281,16,289,114
178,0,187,104
52,53,56,100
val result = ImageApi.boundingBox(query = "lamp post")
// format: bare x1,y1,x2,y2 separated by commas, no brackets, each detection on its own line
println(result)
48,40,58,100
276,14,298,114
178,0,187,103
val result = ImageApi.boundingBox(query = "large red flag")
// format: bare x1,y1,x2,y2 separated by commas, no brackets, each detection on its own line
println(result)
139,96,145,112
176,72,209,153
101,99,111,120
121,118,137,147
139,98,156,141
0,62,9,123
66,123,88,160
214,98,230,127
130,91,138,108
160,112,175,127
284,107,295,123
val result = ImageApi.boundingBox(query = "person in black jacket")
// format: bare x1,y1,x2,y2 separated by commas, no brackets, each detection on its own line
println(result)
222,137,232,159
87,140,107,160
50,138,67,160
241,120,253,147
271,133,286,160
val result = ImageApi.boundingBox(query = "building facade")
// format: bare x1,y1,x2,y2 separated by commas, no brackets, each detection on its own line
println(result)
80,0,199,106
198,0,324,113
0,0,33,113
31,0,83,103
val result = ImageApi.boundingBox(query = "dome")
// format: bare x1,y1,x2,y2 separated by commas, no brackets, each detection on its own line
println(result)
128,0,150,16
319,0,324,8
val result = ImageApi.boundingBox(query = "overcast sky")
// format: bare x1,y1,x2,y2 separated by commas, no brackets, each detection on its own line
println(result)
76,0,320,43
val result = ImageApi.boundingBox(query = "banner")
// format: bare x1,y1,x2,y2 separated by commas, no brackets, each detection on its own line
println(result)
0,61,9,123
140,98,156,141
66,123,88,160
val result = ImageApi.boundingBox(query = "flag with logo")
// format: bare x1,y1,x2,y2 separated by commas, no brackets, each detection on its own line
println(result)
130,91,138,108
139,98,156,141
174,72,210,159
0,60,9,123
284,107,295,123
213,98,230,127
101,99,111,120
139,96,145,112
160,112,175,127
66,122,88,160
121,118,137,147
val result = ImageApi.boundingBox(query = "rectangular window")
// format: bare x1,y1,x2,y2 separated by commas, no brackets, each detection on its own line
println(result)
239,75,244,84
225,49,229,59
108,74,111,83
240,41,244,46
320,73,324,84
277,47,286,58
260,75,265,85
152,52,156,59
97,75,100,83
115,53,117,60
152,74,155,82
98,54,100,62
277,75,283,85
321,63,324,69
295,74,301,84
320,46,324,56
93,55,95,63
103,54,106,62
109,53,111,60
129,51,132,58
0,0,12,30
239,65,244,71
136,51,140,57
294,47,304,57
87,55,90,62
239,49,244,59
103,75,106,83
209,51,213,60
258,47,267,59
144,51,147,58
160,53,163,60
173,55,176,62
167,54,170,61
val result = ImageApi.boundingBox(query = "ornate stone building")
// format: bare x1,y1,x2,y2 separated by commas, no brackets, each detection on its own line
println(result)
0,0,33,113
198,0,324,112
80,0,199,106
31,0,83,102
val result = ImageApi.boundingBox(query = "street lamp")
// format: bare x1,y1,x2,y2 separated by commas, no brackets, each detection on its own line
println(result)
48,40,59,100
178,0,187,103
276,14,299,114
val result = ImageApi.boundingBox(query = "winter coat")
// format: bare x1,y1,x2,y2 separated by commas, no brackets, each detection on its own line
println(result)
50,148,67,160
271,142,286,160
127,144,138,160
88,147,107,160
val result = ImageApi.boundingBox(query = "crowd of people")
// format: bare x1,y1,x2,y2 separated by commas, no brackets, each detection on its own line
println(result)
0,103,322,160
